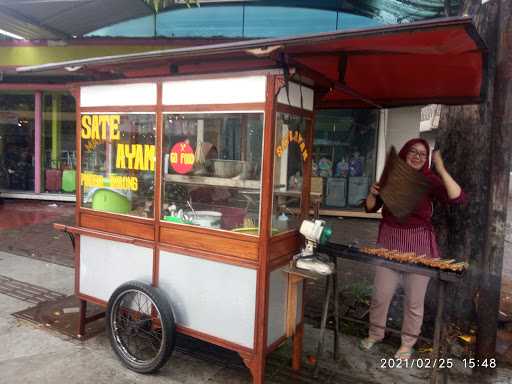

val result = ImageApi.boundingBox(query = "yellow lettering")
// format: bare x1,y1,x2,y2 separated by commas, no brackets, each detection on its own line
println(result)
91,115,100,140
80,173,104,188
133,144,144,170
170,152,178,164
110,115,120,141
81,115,91,139
144,145,155,171
99,115,109,140
124,144,137,169
180,153,194,165
116,143,126,169
109,175,138,191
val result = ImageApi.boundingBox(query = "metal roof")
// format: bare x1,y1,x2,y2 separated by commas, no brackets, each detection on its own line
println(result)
0,0,460,40
0,0,154,39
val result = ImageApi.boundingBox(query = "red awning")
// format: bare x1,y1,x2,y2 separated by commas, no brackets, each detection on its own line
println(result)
17,17,486,109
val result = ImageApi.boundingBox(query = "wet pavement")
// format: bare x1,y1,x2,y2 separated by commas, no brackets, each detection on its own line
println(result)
2,251,512,384
1,199,512,383
0,200,74,267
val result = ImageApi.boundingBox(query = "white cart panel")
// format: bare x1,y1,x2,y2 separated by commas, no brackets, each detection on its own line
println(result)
277,81,314,111
80,83,157,107
79,236,153,302
267,268,287,346
162,76,266,105
159,250,257,348
267,268,304,347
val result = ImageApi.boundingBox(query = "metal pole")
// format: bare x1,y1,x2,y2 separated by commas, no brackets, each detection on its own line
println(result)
430,281,446,384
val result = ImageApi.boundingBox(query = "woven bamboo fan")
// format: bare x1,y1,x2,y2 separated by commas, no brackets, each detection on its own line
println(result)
378,147,431,219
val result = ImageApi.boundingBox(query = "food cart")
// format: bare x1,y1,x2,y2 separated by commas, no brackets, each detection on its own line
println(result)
18,17,485,384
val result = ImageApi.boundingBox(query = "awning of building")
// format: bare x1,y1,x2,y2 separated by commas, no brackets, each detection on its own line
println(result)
17,17,486,109
0,1,460,40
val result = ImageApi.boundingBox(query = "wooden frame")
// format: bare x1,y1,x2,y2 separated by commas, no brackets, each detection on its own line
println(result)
63,70,312,384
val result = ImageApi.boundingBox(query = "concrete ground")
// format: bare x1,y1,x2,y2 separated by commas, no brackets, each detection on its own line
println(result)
1,200,512,383
1,252,512,384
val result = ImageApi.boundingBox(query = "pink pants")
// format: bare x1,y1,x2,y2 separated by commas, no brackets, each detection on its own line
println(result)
369,266,430,348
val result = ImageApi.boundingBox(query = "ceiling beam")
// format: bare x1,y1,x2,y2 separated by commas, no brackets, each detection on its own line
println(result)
0,5,70,39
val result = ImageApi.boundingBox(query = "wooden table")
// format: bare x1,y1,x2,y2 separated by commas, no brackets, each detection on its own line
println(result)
317,243,465,384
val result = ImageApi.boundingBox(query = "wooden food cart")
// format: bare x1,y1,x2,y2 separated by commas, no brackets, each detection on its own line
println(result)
18,17,485,384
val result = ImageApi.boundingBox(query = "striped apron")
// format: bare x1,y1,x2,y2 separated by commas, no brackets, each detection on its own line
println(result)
377,221,440,259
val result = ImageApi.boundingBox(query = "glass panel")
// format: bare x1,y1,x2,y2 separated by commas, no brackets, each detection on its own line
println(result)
244,6,337,37
42,92,76,194
338,13,383,29
80,113,156,218
0,92,35,191
272,112,309,235
314,109,379,209
161,113,263,235
86,15,155,37
157,7,244,37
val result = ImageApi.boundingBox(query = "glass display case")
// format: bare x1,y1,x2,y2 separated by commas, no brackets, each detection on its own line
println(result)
161,112,264,233
80,113,156,217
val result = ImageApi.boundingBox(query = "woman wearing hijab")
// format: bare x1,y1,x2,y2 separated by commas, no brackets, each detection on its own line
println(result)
360,138,465,359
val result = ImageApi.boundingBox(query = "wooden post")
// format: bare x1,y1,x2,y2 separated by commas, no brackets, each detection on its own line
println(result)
435,0,512,370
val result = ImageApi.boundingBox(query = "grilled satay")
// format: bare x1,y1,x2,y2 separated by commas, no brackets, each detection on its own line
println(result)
358,246,467,272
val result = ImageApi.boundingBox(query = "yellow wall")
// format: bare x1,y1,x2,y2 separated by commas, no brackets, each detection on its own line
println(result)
0,44,186,66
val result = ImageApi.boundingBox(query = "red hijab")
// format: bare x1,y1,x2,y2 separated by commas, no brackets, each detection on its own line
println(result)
398,138,432,176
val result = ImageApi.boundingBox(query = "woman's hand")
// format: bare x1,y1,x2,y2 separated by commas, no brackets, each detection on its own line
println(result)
365,183,380,211
369,183,380,196
432,150,462,199
432,150,446,172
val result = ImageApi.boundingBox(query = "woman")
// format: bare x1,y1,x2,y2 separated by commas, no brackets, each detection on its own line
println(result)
360,138,465,359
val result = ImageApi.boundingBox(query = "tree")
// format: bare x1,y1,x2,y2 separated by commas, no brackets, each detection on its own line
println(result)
434,0,512,367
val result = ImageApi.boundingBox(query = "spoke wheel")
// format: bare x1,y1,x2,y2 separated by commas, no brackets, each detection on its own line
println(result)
106,281,175,373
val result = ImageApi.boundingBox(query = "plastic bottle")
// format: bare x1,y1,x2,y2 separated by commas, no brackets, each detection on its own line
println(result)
277,212,289,231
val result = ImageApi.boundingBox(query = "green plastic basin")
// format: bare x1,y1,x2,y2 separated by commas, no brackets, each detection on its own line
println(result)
92,189,131,214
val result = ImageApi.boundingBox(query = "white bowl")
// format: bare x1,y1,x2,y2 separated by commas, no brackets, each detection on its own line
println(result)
187,210,222,228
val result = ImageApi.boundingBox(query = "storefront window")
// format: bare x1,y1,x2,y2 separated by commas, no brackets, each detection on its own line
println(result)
80,113,156,218
0,92,35,192
272,112,309,235
43,92,76,194
314,109,379,209
161,113,263,234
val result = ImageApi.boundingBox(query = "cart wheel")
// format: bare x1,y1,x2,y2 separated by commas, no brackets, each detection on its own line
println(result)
106,281,176,373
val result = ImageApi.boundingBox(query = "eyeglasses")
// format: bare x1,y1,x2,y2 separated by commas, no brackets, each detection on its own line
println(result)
408,148,428,160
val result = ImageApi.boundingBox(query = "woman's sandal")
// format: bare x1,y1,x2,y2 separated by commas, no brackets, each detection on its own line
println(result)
359,337,379,351
394,348,414,360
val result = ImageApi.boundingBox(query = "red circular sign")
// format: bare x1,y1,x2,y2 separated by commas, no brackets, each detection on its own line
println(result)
170,141,195,174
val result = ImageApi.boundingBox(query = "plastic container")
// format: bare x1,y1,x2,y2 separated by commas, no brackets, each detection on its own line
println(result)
45,168,62,192
212,160,243,178
276,212,289,231
218,206,246,229
186,210,222,228
62,169,76,193
92,189,131,214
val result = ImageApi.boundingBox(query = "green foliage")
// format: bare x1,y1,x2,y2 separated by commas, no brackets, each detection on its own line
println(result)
143,0,200,13
345,281,372,306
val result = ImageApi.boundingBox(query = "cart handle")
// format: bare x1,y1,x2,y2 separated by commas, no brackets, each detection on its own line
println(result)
53,223,153,248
